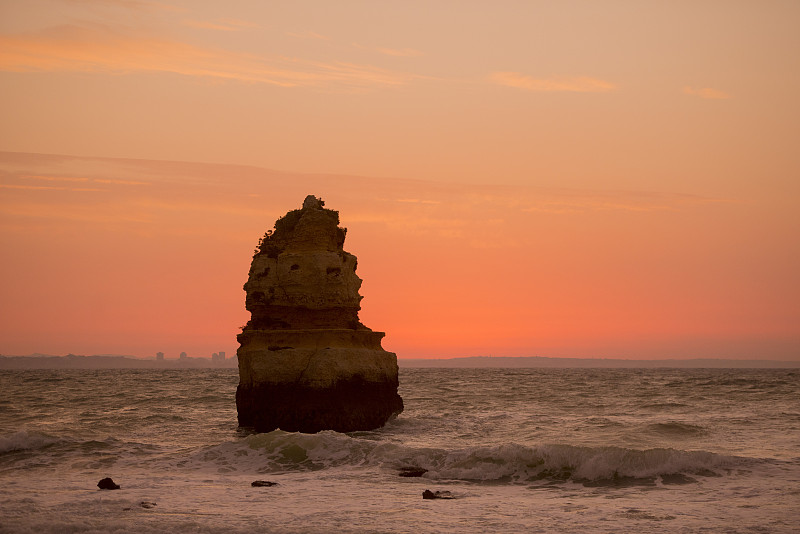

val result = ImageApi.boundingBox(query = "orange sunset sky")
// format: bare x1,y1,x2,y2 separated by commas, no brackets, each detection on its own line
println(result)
1,1,798,360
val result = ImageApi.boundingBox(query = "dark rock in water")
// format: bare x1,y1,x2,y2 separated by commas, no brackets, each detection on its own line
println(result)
97,477,120,490
251,480,279,487
398,467,428,477
139,501,157,509
422,489,454,500
582,474,657,487
660,473,697,485
236,195,403,433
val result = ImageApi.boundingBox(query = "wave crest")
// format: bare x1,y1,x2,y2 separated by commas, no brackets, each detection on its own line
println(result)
421,443,727,483
187,431,738,484
0,430,63,454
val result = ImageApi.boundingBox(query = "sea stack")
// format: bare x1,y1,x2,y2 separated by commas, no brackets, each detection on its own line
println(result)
236,195,403,433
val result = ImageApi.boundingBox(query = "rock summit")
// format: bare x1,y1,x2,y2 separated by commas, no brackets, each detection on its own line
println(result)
236,195,403,433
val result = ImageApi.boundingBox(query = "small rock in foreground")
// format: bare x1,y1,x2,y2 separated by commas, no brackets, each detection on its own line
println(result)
97,477,120,490
140,501,157,509
422,489,454,499
251,480,279,487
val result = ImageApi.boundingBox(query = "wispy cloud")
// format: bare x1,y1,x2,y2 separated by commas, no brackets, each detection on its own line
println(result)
94,178,149,185
23,175,90,183
683,86,731,100
377,48,424,57
286,30,328,41
0,184,106,192
182,19,258,32
0,151,732,249
521,190,726,214
0,24,415,89
0,201,151,224
490,71,616,93
22,175,148,186
396,198,441,205
62,0,182,12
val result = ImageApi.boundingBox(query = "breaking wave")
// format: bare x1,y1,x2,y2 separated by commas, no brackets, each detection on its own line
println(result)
179,430,743,485
0,430,65,454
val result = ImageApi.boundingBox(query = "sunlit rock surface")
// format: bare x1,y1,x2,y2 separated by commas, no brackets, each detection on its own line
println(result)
236,195,403,433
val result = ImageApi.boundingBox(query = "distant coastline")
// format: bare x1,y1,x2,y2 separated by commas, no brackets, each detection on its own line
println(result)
1,353,798,369
399,356,800,369
0,354,238,369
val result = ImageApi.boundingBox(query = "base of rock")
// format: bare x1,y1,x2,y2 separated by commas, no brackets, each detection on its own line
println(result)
236,377,403,433
237,329,403,433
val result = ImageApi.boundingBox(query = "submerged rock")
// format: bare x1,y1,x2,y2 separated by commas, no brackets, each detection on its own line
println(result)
398,467,428,477
660,473,697,485
251,480,279,487
97,477,120,490
236,195,403,433
422,489,454,500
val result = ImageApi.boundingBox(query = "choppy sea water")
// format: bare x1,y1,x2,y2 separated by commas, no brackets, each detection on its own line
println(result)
0,368,798,533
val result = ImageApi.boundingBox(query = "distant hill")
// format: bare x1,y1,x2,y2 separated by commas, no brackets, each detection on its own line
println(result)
398,356,800,368
0,354,238,369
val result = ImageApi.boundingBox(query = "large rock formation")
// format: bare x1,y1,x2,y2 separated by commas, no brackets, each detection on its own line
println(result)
236,195,403,433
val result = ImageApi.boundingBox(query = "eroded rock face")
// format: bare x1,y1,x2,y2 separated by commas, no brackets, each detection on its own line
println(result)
236,195,403,433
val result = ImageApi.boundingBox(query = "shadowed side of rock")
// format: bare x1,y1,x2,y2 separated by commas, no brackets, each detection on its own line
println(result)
236,376,402,433
236,196,403,433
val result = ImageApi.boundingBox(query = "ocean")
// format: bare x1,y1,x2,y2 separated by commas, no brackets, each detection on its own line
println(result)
0,368,798,533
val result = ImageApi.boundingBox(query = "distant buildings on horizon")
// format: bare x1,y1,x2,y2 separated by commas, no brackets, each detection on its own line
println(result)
155,350,229,361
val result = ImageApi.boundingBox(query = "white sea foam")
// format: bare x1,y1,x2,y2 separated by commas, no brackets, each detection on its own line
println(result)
0,430,63,454
175,430,740,485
